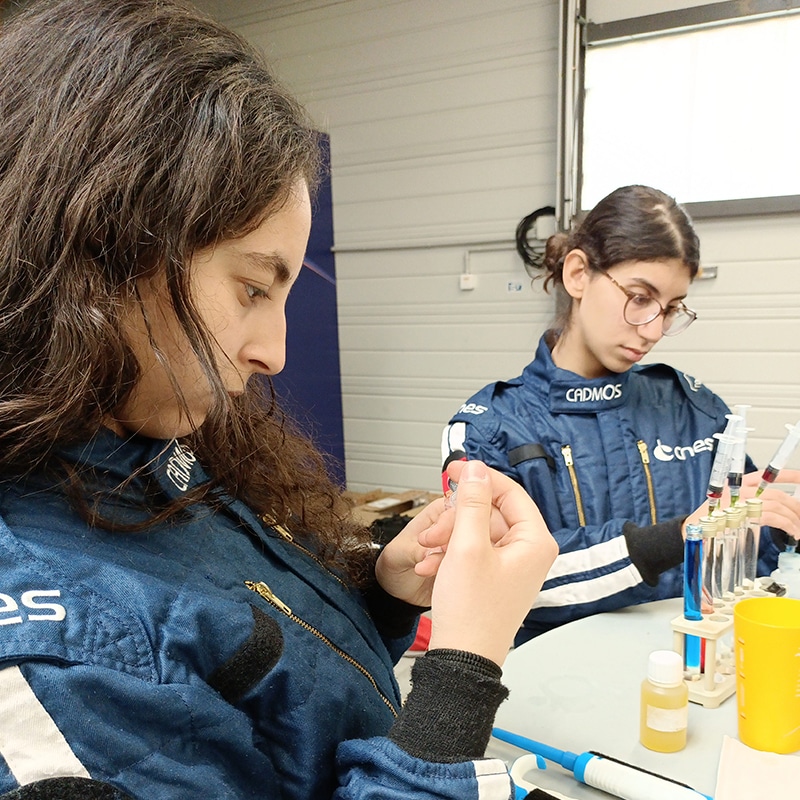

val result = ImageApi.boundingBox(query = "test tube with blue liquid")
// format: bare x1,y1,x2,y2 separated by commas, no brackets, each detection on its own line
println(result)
683,524,703,676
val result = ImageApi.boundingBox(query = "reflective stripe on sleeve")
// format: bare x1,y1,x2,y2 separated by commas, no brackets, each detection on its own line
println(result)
545,536,631,580
441,422,467,463
474,758,513,799
532,562,643,609
0,665,90,784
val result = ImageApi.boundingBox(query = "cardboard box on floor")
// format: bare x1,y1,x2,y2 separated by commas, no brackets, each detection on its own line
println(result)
344,488,441,527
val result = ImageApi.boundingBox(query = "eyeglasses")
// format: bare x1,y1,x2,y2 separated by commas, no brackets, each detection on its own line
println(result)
600,271,697,336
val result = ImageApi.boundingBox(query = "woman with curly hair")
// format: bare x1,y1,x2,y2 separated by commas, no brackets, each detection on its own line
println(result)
0,2,556,798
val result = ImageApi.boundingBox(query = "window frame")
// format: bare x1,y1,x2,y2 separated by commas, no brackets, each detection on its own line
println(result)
557,0,800,231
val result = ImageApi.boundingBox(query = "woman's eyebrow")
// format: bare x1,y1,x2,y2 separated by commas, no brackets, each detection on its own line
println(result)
628,277,660,295
630,276,687,302
240,251,292,285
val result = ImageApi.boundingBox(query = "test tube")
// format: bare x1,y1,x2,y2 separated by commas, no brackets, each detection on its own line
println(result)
710,509,727,606
733,503,747,595
683,524,703,676
721,507,739,601
742,498,763,590
699,515,717,613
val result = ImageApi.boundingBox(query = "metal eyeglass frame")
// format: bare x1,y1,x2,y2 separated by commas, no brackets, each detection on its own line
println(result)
600,270,697,336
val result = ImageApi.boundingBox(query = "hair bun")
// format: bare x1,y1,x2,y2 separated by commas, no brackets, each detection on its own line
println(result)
515,205,555,273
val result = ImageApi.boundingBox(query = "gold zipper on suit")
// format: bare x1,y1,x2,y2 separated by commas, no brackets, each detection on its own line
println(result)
261,515,347,588
560,444,586,526
244,580,398,717
636,440,658,525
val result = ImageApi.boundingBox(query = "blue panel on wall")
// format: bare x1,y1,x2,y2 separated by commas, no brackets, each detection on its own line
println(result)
270,135,346,486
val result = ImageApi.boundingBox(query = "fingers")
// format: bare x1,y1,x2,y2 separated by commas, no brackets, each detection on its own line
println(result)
741,471,760,488
427,460,556,665
778,468,800,486
397,496,448,539
414,548,446,577
758,489,800,538
743,468,800,488
447,460,493,555
446,459,546,535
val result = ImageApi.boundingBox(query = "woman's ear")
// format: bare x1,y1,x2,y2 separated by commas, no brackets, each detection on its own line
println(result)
561,249,589,300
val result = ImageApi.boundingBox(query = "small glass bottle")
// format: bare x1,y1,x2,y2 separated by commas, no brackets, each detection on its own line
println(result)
640,650,688,753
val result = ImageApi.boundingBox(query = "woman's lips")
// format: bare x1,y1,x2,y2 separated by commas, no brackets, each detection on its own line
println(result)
622,346,646,362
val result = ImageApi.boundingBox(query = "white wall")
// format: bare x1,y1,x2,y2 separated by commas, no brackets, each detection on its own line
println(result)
196,0,800,492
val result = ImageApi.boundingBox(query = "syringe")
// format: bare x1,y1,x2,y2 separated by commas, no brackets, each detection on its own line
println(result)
755,419,800,497
706,415,742,513
727,405,750,505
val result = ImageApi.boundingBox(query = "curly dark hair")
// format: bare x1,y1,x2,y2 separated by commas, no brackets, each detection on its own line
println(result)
0,0,372,581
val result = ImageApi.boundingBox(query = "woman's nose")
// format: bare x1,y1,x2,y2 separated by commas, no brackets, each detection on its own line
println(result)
243,315,287,376
638,315,664,342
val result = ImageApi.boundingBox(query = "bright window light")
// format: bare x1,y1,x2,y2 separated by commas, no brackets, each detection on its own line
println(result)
581,14,800,210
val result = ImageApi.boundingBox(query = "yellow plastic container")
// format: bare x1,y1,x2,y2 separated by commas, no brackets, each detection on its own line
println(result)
734,596,800,753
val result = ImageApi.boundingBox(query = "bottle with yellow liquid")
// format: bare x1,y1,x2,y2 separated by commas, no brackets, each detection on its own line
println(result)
639,650,688,752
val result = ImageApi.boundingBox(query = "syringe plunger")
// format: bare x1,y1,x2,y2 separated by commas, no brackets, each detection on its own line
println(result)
756,420,800,496
706,422,740,509
768,420,800,471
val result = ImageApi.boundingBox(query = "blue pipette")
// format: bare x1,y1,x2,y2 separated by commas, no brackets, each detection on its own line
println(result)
492,727,713,800
756,419,800,497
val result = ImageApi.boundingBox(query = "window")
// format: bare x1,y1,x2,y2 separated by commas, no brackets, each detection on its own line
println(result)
557,1,800,226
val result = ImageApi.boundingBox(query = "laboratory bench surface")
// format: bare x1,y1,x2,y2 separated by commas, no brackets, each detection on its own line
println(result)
486,599,737,799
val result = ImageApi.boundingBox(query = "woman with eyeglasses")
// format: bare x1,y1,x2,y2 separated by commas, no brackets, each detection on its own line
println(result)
442,184,794,643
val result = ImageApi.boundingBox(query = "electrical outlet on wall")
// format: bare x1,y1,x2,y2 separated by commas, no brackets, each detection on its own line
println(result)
459,273,477,291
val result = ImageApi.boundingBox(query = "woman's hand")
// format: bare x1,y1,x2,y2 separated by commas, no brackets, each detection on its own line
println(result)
741,469,800,540
375,460,557,666
373,493,453,609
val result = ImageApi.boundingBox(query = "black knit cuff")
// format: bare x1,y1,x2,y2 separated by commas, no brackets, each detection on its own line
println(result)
0,778,134,800
363,578,429,639
623,516,686,586
388,648,508,763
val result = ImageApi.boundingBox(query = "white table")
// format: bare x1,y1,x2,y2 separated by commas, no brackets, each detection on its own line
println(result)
486,599,735,799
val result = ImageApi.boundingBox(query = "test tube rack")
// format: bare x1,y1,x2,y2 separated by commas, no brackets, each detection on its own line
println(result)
670,584,773,709
670,612,735,708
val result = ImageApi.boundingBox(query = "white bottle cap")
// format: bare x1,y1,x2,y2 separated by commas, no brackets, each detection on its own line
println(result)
647,650,683,687
778,551,800,573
